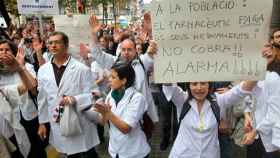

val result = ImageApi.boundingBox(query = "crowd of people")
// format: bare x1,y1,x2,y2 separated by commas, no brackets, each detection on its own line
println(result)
0,12,279,158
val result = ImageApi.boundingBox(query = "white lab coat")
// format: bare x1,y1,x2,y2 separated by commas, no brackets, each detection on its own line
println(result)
0,63,38,121
0,85,31,158
163,84,250,158
90,46,159,122
245,71,280,152
105,87,151,158
90,61,110,94
139,53,153,75
37,57,99,155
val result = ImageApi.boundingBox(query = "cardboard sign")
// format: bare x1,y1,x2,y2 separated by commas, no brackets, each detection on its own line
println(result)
151,0,273,83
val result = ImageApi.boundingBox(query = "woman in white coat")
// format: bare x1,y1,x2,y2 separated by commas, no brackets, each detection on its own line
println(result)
0,40,44,157
242,43,280,158
0,39,39,158
162,80,256,158
95,61,150,158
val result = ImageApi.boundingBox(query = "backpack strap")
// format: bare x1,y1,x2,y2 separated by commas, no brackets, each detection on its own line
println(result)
28,90,38,109
209,94,220,125
178,100,192,128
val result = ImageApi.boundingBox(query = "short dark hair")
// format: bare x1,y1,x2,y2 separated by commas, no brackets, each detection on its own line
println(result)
111,60,135,88
48,31,69,47
0,39,18,56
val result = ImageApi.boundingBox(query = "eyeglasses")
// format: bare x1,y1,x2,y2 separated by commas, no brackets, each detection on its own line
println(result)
47,40,64,46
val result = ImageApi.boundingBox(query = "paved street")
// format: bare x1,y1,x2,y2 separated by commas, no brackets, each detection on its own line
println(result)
96,122,172,158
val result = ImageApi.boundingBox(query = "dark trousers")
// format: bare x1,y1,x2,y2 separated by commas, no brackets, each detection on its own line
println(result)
247,138,280,158
152,89,178,142
9,135,24,158
263,152,280,158
68,147,99,158
20,116,47,158
116,154,149,158
97,124,105,143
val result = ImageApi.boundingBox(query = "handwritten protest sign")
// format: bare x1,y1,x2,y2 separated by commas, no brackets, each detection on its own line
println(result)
17,0,59,14
150,0,273,83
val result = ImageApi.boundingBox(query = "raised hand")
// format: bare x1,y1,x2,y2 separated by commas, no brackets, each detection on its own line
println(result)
89,14,101,33
146,40,158,56
143,12,152,39
113,29,121,42
33,41,43,53
79,43,90,60
16,47,25,66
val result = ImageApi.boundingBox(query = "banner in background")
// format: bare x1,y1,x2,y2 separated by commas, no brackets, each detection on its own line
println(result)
17,0,59,14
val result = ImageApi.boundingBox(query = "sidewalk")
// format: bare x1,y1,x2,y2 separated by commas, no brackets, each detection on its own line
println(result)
96,122,172,158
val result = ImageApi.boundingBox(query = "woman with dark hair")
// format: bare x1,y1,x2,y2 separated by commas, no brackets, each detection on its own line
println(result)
243,43,280,158
0,39,47,158
94,60,151,158
162,78,256,157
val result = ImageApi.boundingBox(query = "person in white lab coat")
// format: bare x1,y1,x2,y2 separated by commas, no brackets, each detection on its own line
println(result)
94,61,151,158
162,81,256,158
37,31,100,157
0,39,44,158
242,43,280,158
0,84,31,158
79,15,159,123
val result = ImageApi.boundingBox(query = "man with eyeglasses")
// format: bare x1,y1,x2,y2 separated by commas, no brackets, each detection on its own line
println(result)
37,31,100,158
80,14,159,125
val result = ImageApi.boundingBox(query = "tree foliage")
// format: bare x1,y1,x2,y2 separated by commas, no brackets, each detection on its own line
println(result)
4,0,19,16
